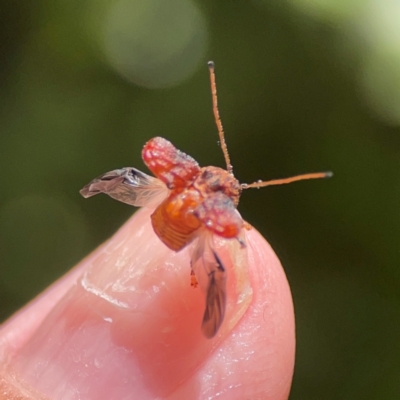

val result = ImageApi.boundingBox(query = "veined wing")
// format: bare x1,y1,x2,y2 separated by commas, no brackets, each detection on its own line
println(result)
80,167,168,207
191,232,227,338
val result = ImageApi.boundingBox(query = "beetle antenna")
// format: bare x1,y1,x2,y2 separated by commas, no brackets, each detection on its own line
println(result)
241,171,333,189
208,61,233,175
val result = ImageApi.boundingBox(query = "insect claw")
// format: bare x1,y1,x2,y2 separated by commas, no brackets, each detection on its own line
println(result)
243,221,252,231
190,268,198,288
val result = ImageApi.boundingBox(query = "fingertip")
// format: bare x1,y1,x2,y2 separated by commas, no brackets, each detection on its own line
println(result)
2,208,253,398
0,210,295,400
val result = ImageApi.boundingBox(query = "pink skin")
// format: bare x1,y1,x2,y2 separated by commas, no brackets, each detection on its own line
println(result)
0,208,295,399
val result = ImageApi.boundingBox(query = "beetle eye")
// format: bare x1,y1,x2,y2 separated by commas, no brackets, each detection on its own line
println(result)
201,170,213,180
209,180,222,191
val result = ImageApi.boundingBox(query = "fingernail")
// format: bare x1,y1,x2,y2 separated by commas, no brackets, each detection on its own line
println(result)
7,208,253,399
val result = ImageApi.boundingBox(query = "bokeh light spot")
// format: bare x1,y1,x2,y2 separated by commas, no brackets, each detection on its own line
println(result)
284,0,365,22
101,0,207,88
354,0,400,125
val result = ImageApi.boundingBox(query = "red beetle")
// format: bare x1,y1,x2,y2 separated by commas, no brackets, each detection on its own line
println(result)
80,62,332,338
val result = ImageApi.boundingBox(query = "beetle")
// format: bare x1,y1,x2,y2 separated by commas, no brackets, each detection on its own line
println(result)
80,61,332,338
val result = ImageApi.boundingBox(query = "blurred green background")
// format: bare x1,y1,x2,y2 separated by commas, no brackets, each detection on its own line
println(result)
1,0,399,398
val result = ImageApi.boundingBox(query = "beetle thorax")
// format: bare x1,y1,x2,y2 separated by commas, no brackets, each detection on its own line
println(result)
194,166,241,205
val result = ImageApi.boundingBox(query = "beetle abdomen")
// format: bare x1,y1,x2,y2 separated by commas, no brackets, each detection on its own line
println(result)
151,192,202,251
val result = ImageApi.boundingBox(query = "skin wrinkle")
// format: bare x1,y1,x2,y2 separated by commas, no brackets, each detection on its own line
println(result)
85,218,169,309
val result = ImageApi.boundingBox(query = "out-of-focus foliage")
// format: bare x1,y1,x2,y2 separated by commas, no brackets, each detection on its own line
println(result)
0,0,399,398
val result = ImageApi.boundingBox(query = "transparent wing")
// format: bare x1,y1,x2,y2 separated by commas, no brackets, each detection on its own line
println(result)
80,167,168,207
191,232,227,338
